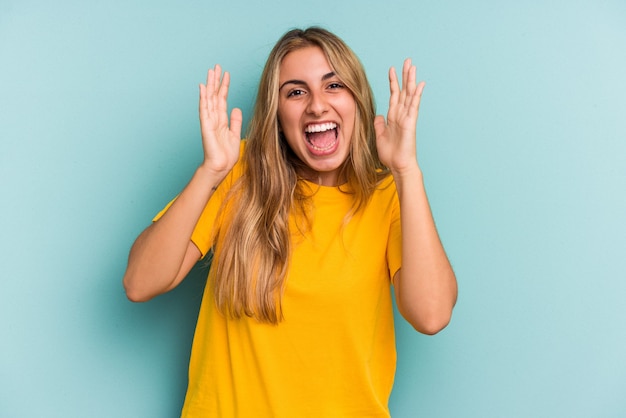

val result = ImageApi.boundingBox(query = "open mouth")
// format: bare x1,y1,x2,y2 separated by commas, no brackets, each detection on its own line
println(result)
304,122,338,153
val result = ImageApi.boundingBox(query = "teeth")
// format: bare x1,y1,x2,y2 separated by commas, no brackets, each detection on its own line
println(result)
305,122,337,133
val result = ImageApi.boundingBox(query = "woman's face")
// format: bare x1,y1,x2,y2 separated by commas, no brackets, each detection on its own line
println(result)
277,46,356,186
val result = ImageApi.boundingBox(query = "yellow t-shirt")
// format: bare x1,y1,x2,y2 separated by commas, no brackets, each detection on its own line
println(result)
158,144,403,418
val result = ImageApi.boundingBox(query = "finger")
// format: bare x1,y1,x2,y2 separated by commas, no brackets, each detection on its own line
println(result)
397,59,411,106
409,81,426,119
373,114,387,140
402,58,412,90
230,107,243,139
204,68,218,118
406,65,418,109
402,60,418,109
388,66,400,119
218,71,230,101
397,64,407,104
216,71,231,127
199,83,207,120
213,64,222,93
206,67,215,96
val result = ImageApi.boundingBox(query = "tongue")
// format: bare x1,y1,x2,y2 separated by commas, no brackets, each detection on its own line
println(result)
307,129,336,149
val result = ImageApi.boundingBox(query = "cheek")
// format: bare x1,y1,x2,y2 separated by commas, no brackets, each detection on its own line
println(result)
342,102,357,132
276,107,284,128
277,107,298,130
340,96,357,121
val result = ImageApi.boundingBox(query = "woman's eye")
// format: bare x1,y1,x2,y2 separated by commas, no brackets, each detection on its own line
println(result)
287,89,305,97
328,82,344,89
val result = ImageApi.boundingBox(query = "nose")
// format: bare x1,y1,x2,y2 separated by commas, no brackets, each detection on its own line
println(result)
306,91,328,117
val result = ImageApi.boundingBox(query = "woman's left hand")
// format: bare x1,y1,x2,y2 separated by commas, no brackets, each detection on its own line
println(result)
374,59,425,175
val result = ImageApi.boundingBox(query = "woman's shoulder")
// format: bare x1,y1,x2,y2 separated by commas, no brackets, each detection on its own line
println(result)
375,172,397,193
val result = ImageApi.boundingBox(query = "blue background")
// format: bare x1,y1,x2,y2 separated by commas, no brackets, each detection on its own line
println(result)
2,1,625,416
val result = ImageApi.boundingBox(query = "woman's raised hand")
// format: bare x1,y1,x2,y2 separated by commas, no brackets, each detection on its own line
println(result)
374,59,425,176
199,64,243,180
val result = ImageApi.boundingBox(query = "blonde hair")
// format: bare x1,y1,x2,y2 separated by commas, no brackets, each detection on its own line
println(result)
212,27,389,323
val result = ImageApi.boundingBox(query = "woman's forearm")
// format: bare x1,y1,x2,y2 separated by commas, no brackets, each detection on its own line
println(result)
122,165,223,302
393,165,457,334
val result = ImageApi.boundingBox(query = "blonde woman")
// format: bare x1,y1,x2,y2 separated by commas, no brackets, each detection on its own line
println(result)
123,27,457,418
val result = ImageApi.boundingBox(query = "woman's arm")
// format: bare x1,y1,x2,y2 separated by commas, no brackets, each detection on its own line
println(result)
375,59,457,334
123,65,242,302
391,167,457,334
123,167,223,302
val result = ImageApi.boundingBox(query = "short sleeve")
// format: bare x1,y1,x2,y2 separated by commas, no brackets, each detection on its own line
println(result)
386,182,402,283
152,141,246,258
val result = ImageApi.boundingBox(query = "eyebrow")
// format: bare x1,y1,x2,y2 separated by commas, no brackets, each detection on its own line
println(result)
279,71,337,91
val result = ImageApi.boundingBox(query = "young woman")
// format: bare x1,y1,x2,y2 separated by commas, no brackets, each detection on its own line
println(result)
123,27,457,417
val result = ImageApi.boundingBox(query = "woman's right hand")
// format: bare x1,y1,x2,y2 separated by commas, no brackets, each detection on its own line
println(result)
199,64,242,180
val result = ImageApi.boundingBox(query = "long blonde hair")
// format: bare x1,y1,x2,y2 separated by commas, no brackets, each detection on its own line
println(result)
212,27,388,323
